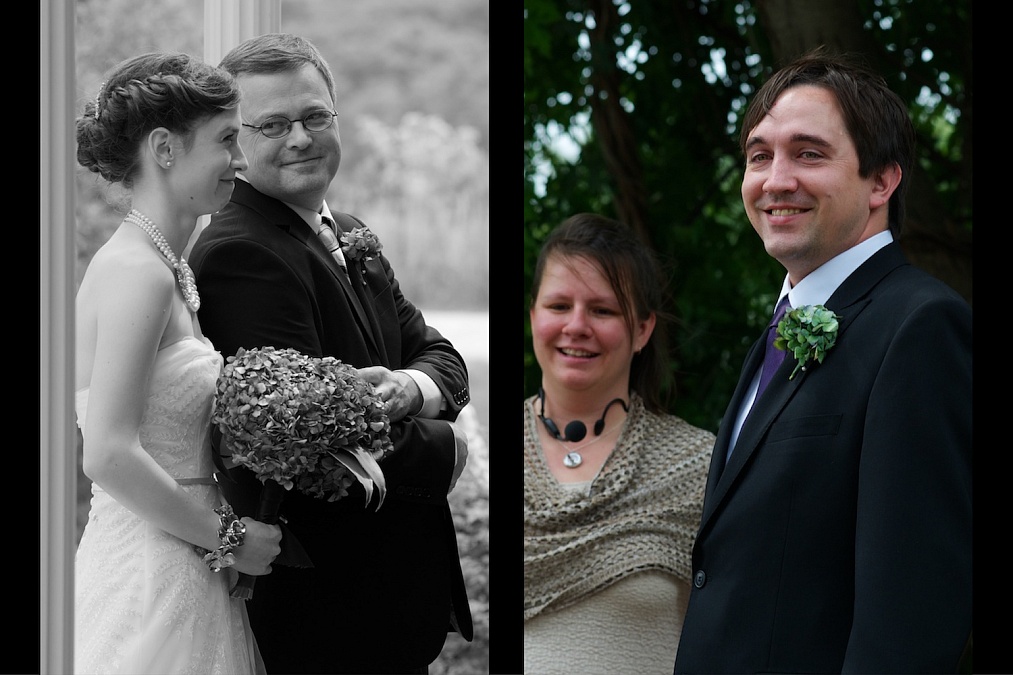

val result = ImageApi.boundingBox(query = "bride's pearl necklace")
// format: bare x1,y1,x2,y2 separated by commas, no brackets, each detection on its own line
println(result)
125,209,201,313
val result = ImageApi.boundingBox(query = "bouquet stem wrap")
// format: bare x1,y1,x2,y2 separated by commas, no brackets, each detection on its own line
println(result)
212,347,395,600
230,479,287,600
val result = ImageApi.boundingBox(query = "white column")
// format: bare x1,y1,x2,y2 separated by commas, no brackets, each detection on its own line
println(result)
188,0,282,254
204,0,282,66
43,6,284,668
40,0,77,672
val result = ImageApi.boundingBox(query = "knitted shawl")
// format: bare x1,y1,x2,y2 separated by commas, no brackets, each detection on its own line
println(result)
523,392,714,620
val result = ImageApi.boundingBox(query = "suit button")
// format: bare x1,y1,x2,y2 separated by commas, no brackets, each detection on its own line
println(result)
693,570,706,588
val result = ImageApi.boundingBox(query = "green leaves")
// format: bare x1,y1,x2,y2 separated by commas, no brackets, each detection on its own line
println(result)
773,305,841,380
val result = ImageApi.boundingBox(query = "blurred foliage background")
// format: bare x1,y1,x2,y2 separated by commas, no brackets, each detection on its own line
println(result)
523,0,971,435
75,0,489,310
73,1,489,673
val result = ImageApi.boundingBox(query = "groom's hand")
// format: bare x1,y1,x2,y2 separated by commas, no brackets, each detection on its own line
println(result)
357,366,422,422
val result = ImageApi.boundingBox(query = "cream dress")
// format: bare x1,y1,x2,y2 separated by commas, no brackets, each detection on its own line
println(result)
524,481,691,675
524,392,714,675
75,335,264,675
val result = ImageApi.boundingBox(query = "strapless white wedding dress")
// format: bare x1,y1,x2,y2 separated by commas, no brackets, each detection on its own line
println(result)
75,336,264,675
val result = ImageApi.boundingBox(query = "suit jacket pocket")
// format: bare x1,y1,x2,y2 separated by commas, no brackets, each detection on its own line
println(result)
767,413,842,444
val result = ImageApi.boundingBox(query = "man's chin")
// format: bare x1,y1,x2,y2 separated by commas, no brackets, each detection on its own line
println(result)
249,172,334,208
287,163,337,186
278,185,330,209
762,230,804,258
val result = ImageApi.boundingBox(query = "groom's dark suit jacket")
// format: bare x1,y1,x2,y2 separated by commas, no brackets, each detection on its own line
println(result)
675,243,971,674
190,179,473,673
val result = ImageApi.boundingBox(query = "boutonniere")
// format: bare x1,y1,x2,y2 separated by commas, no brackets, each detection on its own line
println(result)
340,226,383,263
773,304,841,380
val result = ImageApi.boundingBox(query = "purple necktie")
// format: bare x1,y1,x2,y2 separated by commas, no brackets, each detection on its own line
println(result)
754,295,791,400
725,295,792,466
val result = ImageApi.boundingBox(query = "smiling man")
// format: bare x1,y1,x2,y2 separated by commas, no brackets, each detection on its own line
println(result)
188,33,473,675
673,47,972,674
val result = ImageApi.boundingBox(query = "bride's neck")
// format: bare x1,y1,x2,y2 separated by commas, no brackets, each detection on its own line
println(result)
128,204,194,255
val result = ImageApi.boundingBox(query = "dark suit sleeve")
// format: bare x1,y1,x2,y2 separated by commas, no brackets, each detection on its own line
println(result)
364,252,470,421
195,237,324,359
384,414,457,499
196,225,462,506
844,295,971,671
363,251,467,501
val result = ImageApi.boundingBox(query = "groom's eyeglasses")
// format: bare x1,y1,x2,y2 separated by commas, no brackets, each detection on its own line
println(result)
242,110,339,139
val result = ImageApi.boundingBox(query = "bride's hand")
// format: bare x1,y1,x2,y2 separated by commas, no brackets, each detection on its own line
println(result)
231,518,282,576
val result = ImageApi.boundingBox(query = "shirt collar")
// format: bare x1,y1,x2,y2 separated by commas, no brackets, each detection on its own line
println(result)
779,230,893,309
235,174,334,232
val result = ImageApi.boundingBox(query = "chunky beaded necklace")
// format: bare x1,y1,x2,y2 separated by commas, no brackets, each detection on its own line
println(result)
124,209,201,312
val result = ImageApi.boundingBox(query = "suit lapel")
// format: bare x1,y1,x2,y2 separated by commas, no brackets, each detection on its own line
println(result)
301,222,378,347
231,181,380,353
699,242,908,533
710,353,805,493
700,339,758,523
329,213,387,358
702,339,805,526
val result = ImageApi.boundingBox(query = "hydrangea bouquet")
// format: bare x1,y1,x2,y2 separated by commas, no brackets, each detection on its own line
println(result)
212,346,394,598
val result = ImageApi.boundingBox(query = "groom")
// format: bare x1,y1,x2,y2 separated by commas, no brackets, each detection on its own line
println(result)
674,48,971,673
190,33,473,674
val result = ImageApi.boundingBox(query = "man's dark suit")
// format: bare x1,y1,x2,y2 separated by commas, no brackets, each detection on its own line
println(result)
189,179,473,673
675,242,971,674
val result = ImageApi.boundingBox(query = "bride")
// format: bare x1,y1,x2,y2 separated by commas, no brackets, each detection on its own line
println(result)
74,52,281,674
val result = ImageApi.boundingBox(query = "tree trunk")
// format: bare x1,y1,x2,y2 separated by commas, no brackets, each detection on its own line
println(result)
585,0,651,244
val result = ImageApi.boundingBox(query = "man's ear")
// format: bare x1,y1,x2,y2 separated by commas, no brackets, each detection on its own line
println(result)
869,161,902,211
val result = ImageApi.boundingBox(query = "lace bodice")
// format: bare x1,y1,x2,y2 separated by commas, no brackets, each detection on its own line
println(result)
76,335,222,482
74,335,263,674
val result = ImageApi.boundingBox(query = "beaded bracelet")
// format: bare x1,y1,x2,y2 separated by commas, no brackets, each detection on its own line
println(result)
194,504,246,572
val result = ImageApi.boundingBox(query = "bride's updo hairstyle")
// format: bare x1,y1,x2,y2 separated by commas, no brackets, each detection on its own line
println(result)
77,52,241,187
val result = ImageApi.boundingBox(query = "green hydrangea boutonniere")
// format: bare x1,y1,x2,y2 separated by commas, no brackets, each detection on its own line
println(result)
339,226,383,286
773,304,841,380
340,226,383,262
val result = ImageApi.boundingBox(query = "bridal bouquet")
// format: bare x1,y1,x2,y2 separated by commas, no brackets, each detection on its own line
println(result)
212,346,394,597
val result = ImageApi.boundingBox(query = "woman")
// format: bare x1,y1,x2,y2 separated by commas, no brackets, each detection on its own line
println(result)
74,52,281,674
524,213,714,674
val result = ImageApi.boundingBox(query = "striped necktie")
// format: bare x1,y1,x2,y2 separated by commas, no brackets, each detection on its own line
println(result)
316,215,348,272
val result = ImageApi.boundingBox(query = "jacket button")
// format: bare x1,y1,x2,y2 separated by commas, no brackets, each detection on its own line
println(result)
693,570,706,588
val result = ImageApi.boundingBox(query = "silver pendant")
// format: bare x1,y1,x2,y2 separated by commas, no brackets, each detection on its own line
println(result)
563,451,583,468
